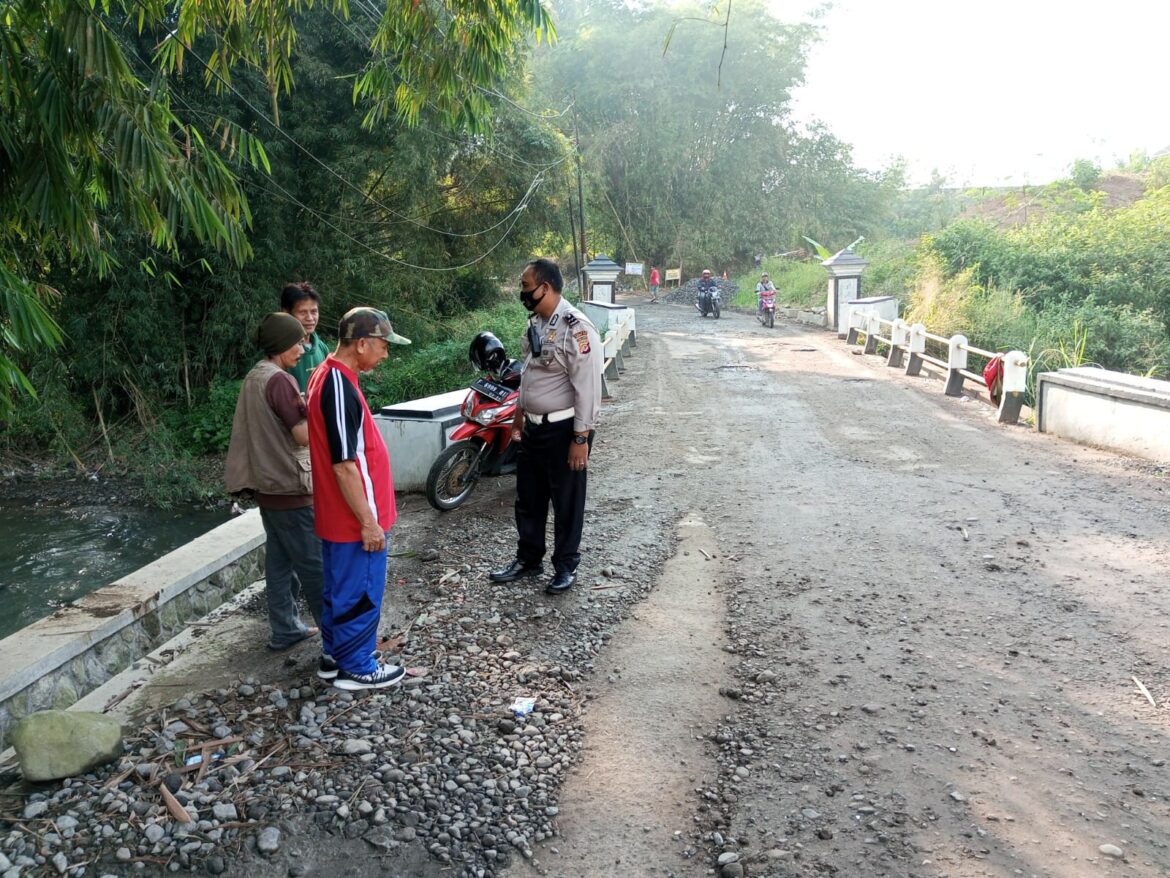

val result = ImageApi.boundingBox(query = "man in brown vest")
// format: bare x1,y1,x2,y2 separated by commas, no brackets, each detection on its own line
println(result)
225,313,324,651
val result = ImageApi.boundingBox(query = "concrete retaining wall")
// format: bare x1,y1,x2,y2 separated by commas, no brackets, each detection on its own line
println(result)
1036,367,1170,464
377,389,467,493
0,511,265,750
781,306,828,327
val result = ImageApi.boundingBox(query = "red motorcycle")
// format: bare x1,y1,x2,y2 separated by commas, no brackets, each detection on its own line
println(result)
425,332,521,511
757,289,777,328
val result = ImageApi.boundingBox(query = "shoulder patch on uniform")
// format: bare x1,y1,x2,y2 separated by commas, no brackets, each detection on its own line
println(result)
573,329,591,354
565,313,578,327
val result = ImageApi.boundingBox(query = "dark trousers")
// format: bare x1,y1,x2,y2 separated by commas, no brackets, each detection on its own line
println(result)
515,421,592,574
259,506,324,647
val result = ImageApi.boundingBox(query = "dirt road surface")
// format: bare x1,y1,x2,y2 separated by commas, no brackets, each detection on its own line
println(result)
503,298,1170,877
7,298,1169,878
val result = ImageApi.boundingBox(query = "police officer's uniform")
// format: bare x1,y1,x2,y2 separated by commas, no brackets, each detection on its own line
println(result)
513,297,602,578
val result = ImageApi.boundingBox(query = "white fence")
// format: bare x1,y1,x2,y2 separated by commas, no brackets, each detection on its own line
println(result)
581,303,637,398
845,311,1029,425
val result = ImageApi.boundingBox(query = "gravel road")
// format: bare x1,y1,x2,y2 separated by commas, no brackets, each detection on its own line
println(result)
4,298,1169,878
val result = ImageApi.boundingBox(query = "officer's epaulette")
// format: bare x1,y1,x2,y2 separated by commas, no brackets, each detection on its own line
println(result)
565,312,578,327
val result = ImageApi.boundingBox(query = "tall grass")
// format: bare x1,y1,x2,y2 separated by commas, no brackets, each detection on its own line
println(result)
905,255,1170,393
730,239,919,311
731,259,825,308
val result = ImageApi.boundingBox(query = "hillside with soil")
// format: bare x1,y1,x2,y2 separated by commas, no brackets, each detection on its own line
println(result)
959,171,1148,228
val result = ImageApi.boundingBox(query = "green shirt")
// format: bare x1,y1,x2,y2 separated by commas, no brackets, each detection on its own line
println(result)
286,331,327,393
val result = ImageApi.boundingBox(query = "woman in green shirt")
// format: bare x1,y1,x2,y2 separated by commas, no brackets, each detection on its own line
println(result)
281,281,328,393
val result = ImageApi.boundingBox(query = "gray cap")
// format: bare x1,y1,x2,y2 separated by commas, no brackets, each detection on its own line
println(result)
338,307,411,345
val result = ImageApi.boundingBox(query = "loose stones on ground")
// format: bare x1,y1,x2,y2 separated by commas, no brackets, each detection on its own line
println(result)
0,517,671,877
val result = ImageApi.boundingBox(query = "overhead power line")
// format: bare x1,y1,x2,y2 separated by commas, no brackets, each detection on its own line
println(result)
129,0,545,241
107,3,546,273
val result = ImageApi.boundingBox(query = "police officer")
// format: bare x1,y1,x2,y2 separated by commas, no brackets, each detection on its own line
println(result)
489,258,602,594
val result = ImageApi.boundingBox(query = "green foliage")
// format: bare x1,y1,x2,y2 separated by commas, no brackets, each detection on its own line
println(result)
1147,156,1170,192
927,187,1170,329
118,427,211,508
1,2,572,496
885,169,968,239
0,0,559,420
802,237,832,260
856,239,918,303
360,299,530,409
1070,159,1101,190
354,0,555,133
0,0,263,416
731,259,824,309
905,254,1170,385
183,379,243,456
532,0,896,271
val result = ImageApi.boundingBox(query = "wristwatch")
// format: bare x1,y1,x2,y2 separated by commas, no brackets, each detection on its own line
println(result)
572,434,588,445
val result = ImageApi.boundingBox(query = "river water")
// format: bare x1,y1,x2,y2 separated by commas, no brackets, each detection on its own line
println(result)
0,499,228,641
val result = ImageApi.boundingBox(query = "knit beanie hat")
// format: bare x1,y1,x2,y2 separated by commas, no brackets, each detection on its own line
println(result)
255,312,306,356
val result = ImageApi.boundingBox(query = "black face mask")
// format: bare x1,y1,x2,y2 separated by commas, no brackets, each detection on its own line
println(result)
520,282,546,313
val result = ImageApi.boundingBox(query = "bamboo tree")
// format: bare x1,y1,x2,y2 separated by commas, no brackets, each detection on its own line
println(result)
0,0,556,417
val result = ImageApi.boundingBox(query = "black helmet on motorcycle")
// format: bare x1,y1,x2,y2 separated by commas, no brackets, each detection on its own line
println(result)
469,331,509,373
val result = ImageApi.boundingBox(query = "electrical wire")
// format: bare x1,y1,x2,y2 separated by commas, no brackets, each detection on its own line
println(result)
130,0,544,241
108,6,545,274
245,166,546,272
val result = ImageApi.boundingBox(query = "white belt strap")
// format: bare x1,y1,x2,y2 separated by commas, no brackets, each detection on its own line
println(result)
525,407,574,425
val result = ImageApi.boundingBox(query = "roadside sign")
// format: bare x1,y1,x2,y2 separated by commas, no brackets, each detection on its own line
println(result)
665,268,681,282
624,262,643,276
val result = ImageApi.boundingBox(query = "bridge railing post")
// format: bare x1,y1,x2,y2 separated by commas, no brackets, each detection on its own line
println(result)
845,309,863,346
887,319,908,368
945,334,969,396
997,350,1028,425
905,323,926,377
863,315,880,355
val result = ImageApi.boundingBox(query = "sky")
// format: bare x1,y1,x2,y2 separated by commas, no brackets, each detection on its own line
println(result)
776,0,1170,187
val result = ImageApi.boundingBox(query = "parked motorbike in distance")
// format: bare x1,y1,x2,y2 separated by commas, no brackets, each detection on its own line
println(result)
696,285,722,319
425,332,521,511
757,290,776,328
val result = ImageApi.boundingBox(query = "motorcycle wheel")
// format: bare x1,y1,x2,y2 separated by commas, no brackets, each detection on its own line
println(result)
425,440,482,511
766,309,774,329
713,301,721,319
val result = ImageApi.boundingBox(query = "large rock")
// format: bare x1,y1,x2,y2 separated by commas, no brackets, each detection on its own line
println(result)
10,710,124,781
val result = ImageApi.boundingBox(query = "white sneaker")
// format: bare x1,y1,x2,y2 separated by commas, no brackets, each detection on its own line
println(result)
333,663,405,691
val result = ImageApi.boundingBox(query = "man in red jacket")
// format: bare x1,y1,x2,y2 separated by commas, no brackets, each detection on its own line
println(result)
306,308,410,691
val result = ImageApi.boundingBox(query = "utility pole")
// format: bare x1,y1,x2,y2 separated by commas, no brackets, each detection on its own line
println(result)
573,106,587,291
567,186,580,293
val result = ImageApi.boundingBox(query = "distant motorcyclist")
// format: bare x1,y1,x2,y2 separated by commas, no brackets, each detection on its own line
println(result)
697,269,717,300
755,273,776,313
696,269,722,318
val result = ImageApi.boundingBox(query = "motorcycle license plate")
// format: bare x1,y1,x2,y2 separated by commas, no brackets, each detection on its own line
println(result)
471,377,512,404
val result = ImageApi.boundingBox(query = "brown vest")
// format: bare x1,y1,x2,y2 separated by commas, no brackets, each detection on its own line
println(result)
224,360,312,498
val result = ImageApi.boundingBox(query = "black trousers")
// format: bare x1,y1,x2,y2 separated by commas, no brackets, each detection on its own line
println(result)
514,420,592,574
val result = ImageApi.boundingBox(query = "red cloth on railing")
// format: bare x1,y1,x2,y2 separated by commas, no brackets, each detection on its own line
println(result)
983,354,1004,405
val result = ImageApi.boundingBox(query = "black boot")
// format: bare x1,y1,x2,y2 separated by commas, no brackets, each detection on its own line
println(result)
545,570,576,594
489,559,543,583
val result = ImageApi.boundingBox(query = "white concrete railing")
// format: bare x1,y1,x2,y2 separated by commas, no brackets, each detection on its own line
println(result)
581,302,637,398
845,311,1028,425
